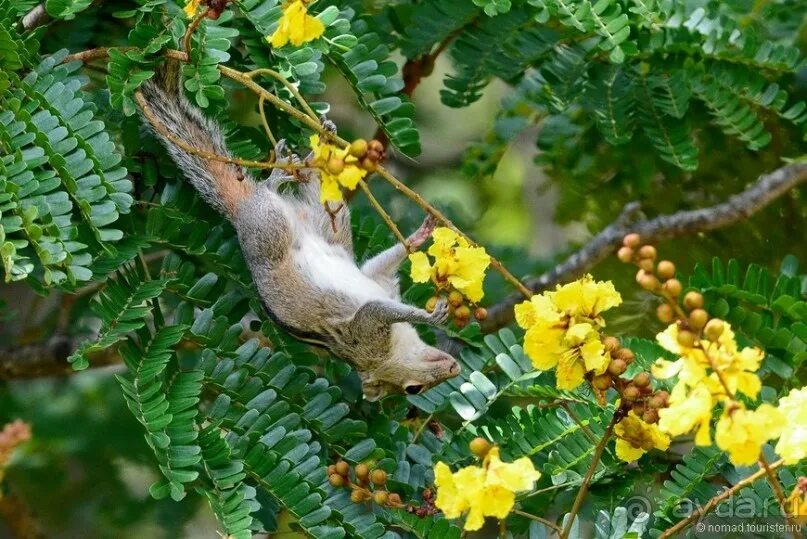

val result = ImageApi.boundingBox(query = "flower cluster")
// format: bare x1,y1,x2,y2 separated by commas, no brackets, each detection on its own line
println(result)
514,275,621,390
650,320,782,464
433,441,540,531
618,233,806,467
308,134,367,203
409,227,491,304
267,0,324,48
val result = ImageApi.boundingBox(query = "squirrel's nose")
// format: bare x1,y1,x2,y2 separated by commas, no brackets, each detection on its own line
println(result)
448,360,460,376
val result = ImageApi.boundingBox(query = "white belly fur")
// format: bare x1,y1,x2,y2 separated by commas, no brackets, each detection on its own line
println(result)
293,231,388,303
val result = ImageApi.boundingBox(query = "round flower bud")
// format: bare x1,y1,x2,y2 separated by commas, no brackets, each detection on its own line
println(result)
639,273,659,291
469,437,492,457
683,291,704,310
623,233,641,248
688,308,708,330
361,157,378,172
617,246,634,263
638,258,655,272
656,304,674,323
642,409,659,424
454,305,471,321
656,260,676,280
454,317,468,328
329,473,345,487
422,489,433,501
425,296,439,313
368,139,385,153
592,373,612,390
616,348,635,364
416,507,427,517
662,278,682,297
474,307,488,321
355,463,370,482
655,390,670,403
632,402,645,416
608,358,627,376
388,493,402,506
623,385,640,400
677,329,696,348
349,139,369,157
335,460,350,476
448,290,464,308
704,318,725,341
373,491,389,506
638,245,657,260
350,489,368,503
326,157,345,175
633,372,651,388
649,394,666,409
327,464,337,476
603,336,620,351
371,469,387,486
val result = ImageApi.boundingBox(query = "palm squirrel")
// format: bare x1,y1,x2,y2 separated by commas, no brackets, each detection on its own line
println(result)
137,65,460,400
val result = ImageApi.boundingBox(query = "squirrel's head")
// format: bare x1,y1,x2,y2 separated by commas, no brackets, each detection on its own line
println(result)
359,324,460,401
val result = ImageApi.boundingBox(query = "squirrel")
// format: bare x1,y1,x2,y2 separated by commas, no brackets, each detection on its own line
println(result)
137,64,460,400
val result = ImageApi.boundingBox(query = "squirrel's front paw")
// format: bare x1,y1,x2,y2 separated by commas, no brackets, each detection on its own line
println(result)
408,215,437,249
429,297,450,325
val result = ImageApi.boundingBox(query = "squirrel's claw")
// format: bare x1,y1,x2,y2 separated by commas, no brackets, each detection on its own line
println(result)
429,298,450,325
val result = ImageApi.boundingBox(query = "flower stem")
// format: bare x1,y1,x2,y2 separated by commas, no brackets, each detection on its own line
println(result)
559,411,620,539
759,455,799,539
358,180,409,250
182,8,209,56
512,509,562,534
658,459,785,539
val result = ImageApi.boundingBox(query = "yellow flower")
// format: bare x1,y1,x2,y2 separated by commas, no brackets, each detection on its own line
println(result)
183,0,201,18
549,275,622,320
516,275,621,390
308,135,366,203
776,387,807,464
657,382,714,445
614,412,671,462
267,0,325,48
654,322,762,400
715,403,783,466
408,227,491,302
433,447,540,531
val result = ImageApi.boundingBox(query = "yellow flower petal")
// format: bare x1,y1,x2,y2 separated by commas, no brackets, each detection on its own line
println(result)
183,0,201,18
267,0,324,49
776,387,807,464
715,404,784,466
408,252,433,283
615,438,646,462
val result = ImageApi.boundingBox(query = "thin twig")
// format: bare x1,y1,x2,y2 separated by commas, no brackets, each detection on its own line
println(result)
182,8,209,55
245,68,319,122
512,509,562,534
257,95,278,148
658,459,785,539
759,455,799,539
359,180,409,250
560,411,621,539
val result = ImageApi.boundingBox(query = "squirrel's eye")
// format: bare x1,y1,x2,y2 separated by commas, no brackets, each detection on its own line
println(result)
405,384,425,395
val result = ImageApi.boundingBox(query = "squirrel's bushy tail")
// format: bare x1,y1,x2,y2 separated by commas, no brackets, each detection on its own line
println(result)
137,61,254,217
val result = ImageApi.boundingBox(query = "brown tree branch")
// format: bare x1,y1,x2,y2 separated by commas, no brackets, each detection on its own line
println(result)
482,162,807,332
0,336,120,380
